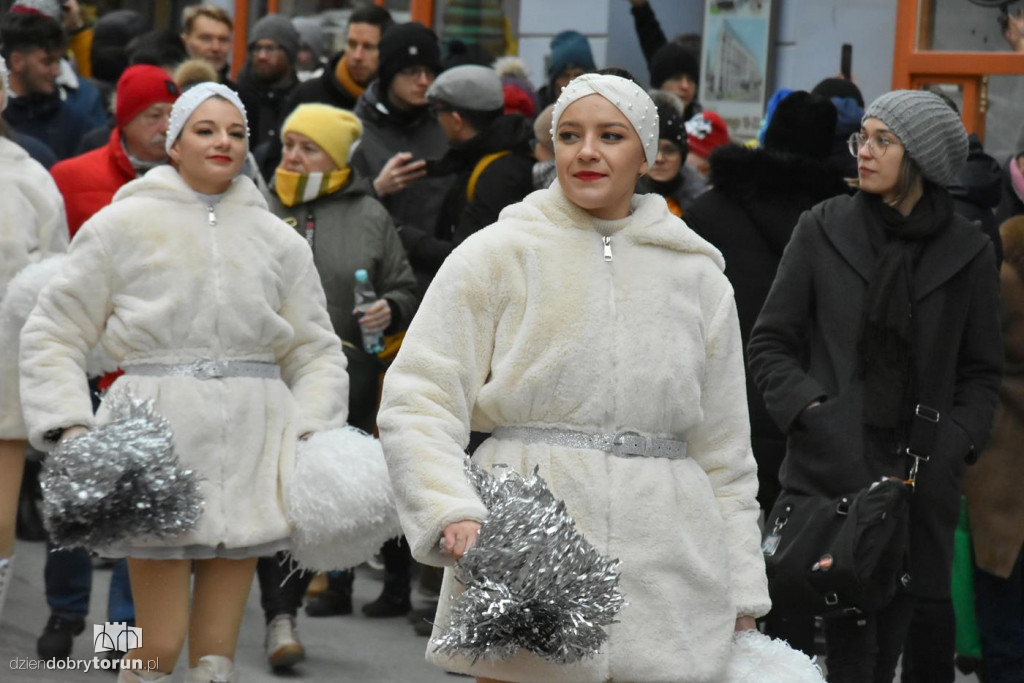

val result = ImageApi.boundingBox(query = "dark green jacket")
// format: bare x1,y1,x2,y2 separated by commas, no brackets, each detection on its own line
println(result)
265,176,419,347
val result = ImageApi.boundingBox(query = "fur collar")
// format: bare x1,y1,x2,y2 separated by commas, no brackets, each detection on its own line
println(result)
112,165,269,211
501,181,725,270
708,144,847,204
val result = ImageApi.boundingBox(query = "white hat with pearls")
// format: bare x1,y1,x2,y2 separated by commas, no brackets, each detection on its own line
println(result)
550,73,660,169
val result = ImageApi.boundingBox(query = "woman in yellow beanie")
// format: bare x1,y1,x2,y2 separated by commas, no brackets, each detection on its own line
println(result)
257,103,419,671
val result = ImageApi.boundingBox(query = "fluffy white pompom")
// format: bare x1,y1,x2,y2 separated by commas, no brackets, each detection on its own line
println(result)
285,427,403,572
724,630,823,682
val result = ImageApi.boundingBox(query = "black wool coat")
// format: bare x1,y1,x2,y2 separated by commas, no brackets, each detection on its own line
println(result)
747,191,1002,599
685,144,848,512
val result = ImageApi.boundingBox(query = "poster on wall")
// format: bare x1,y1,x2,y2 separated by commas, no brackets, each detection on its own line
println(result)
700,0,776,142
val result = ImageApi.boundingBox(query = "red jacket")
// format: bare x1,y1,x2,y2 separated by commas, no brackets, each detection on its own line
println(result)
51,127,137,238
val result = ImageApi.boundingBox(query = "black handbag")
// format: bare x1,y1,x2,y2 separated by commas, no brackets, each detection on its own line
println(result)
762,478,912,616
761,403,939,616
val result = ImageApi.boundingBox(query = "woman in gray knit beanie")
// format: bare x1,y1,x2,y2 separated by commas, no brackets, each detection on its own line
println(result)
748,89,1002,683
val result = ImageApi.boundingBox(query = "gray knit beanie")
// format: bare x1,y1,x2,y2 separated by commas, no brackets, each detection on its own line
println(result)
248,14,300,67
862,90,968,186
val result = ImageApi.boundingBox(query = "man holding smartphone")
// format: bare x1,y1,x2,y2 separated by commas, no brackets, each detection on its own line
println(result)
351,22,452,295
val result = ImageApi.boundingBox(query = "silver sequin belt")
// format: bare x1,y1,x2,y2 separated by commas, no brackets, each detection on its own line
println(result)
123,359,281,381
490,426,688,460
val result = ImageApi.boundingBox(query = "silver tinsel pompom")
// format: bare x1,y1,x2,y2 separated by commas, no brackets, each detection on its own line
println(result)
41,391,203,549
432,461,624,664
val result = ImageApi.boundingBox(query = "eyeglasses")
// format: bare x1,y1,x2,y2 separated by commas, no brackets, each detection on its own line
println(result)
397,65,435,79
250,43,283,56
848,132,898,159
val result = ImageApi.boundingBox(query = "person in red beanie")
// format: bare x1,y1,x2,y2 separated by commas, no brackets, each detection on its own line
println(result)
685,110,730,178
33,65,179,663
51,64,181,238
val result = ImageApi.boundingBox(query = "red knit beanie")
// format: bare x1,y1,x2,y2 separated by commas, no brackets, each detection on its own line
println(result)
503,83,535,118
115,65,181,129
685,110,730,160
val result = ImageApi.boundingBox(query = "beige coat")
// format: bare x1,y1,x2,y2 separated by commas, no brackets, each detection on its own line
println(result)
378,184,770,682
0,136,68,439
19,166,348,551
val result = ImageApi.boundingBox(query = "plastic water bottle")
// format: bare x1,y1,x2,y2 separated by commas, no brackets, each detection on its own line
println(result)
354,269,384,354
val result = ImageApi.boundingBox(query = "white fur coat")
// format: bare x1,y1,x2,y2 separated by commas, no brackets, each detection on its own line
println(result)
19,166,348,551
0,137,68,439
378,183,771,682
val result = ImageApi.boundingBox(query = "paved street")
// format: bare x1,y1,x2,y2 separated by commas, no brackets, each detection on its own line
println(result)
1,538,982,682
1,539,455,682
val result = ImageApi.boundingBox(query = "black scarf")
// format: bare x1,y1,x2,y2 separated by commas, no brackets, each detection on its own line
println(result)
637,172,684,199
858,184,954,428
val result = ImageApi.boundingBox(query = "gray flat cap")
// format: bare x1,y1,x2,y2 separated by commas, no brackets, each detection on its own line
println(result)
426,65,504,112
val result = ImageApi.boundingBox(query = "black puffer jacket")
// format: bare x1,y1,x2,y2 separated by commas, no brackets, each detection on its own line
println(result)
949,134,1003,265
685,144,848,512
996,154,1024,227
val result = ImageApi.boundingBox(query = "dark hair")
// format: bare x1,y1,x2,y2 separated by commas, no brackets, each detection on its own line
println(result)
128,29,188,70
596,67,640,84
0,12,66,61
887,154,925,209
348,6,394,36
448,106,502,133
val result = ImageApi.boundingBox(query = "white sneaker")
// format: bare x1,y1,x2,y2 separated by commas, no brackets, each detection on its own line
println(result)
185,655,235,683
265,614,305,670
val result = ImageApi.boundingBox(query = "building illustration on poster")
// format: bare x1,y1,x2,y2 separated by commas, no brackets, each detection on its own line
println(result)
701,0,774,141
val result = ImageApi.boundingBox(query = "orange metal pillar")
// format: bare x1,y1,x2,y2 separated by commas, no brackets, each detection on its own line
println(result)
231,0,249,80
411,0,435,27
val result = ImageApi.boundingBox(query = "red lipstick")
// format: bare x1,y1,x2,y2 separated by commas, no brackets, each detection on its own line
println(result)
574,171,605,182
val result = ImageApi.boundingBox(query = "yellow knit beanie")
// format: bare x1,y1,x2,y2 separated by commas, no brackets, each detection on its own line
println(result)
281,103,363,170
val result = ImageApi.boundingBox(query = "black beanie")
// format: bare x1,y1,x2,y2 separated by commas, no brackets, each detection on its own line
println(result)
763,90,837,161
657,101,688,157
377,22,441,96
811,77,864,108
649,42,699,89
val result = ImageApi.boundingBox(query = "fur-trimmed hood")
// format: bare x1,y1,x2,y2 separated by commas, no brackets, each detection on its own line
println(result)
500,181,726,270
707,144,848,253
709,143,848,205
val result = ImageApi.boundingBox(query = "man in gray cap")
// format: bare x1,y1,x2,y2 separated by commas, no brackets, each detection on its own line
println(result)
407,64,534,271
237,13,301,179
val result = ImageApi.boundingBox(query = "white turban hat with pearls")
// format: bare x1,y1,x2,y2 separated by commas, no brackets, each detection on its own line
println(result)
166,82,249,155
0,58,8,113
550,73,660,169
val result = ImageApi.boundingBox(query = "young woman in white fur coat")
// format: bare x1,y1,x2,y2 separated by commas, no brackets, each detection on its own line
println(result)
378,74,772,682
0,60,69,619
18,83,348,683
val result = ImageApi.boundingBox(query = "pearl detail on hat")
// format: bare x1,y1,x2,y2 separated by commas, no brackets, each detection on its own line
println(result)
550,73,660,169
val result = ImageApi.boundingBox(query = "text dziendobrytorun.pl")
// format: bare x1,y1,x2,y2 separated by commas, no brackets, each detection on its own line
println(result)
10,657,160,673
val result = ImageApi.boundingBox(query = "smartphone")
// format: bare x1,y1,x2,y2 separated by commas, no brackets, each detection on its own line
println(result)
420,159,443,176
841,44,852,81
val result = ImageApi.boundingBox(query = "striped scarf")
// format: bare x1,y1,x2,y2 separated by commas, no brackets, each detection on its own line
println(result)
274,167,350,207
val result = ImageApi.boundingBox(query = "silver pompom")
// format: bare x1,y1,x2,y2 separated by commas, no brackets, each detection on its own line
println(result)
41,391,203,549
432,460,624,664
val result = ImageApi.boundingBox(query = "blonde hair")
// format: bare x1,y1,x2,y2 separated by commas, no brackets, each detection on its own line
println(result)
174,58,219,90
182,5,233,35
